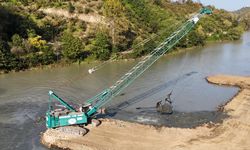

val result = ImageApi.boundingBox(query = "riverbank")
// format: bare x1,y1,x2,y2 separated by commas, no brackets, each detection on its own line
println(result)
0,42,214,75
0,31,245,75
41,74,250,150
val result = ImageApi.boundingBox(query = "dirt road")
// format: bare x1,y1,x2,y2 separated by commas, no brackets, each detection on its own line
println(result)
40,8,107,24
41,75,250,150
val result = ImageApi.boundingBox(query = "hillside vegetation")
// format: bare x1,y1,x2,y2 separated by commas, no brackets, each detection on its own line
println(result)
0,0,247,73
234,7,250,29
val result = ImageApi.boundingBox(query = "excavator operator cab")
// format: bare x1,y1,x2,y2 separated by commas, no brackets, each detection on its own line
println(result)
79,103,92,113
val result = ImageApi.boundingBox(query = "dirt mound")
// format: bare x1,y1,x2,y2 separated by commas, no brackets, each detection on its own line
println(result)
41,75,250,150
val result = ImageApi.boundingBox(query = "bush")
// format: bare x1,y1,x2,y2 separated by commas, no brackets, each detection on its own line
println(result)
68,2,75,13
131,37,157,58
84,7,91,14
61,32,85,61
11,34,23,47
87,32,112,61
40,49,56,65
0,38,27,71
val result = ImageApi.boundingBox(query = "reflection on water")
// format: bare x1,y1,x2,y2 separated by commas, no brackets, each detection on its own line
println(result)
0,32,250,149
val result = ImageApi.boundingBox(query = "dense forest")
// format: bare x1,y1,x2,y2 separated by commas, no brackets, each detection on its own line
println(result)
0,0,248,73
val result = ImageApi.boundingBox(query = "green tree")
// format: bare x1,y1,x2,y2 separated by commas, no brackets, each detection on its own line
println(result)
61,32,84,61
227,26,244,40
103,0,125,18
40,49,56,65
131,36,157,58
10,34,25,55
0,39,7,70
152,0,162,6
11,34,23,47
103,0,130,50
0,38,25,72
87,32,112,61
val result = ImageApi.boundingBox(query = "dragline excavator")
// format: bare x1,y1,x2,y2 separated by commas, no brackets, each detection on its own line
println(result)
46,8,212,131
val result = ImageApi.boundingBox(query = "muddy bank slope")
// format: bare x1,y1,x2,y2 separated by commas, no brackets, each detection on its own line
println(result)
41,75,250,150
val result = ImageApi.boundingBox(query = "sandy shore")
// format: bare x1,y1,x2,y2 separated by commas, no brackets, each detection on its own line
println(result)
41,74,250,150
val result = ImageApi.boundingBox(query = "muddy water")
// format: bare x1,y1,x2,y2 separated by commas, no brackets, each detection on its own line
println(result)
0,31,250,149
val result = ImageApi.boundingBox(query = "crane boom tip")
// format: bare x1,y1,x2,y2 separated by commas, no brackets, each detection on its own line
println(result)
48,90,54,95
